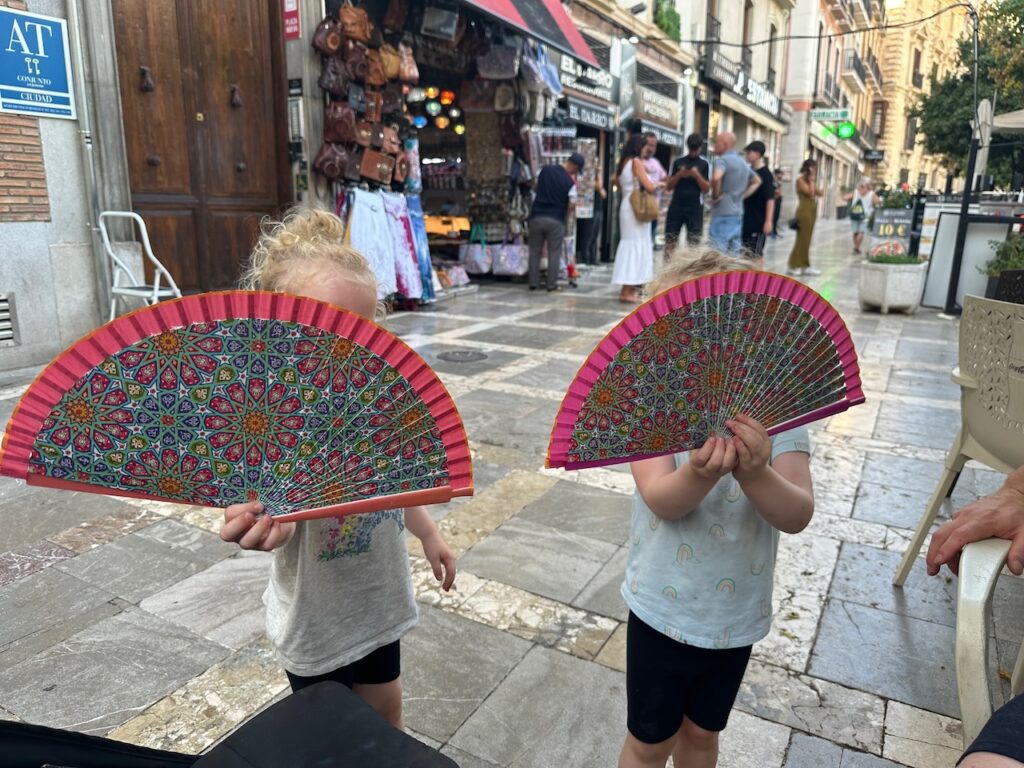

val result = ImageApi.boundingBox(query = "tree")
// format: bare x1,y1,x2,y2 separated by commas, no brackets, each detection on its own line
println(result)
909,0,1024,187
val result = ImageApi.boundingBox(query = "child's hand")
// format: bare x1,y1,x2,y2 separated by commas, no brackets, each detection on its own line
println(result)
727,414,772,481
219,501,295,551
421,531,456,591
689,436,737,480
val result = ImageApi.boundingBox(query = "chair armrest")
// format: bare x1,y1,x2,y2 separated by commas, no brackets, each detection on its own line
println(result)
955,538,1012,747
951,366,978,389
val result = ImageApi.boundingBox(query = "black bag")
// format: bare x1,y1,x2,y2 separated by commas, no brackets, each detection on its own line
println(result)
849,199,865,221
788,217,800,231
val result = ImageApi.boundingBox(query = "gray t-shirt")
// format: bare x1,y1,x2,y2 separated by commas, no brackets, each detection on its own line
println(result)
621,427,810,649
713,153,756,218
263,509,417,676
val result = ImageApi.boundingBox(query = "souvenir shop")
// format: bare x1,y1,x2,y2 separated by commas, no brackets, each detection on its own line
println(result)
309,0,597,300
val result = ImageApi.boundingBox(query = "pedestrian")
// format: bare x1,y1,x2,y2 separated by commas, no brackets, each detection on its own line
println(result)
787,159,825,276
843,177,881,255
740,141,776,265
664,132,710,257
771,168,784,238
708,132,761,256
927,463,1024,767
616,249,814,768
220,207,457,730
613,134,661,303
527,152,584,292
642,132,668,247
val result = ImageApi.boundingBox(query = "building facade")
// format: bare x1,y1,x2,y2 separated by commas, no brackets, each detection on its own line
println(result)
876,0,969,192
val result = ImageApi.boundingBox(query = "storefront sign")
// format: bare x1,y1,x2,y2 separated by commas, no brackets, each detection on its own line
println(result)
641,121,683,149
703,44,781,121
615,39,636,122
812,121,839,149
566,97,614,131
810,108,851,122
557,53,616,104
634,86,679,129
864,149,885,162
282,0,301,40
0,7,75,119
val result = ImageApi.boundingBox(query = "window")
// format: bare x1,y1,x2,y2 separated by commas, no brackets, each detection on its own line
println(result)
767,25,777,88
872,101,887,138
742,0,754,44
912,49,921,75
904,117,918,151
899,168,910,185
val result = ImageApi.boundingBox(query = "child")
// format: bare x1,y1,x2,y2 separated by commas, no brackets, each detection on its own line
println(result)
219,208,456,730
617,250,815,768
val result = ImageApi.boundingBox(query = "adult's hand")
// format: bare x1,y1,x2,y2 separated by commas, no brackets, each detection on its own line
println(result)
926,480,1024,576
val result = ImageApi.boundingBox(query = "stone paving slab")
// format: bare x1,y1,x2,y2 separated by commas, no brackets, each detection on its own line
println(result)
0,486,140,552
516,480,630,546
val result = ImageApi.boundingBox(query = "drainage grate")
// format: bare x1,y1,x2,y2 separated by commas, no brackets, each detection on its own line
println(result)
0,293,15,347
437,350,488,363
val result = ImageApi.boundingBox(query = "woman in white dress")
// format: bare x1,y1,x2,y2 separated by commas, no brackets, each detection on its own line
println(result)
612,134,660,303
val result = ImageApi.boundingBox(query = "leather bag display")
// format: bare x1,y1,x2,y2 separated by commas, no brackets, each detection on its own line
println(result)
313,142,349,181
381,124,401,155
366,49,387,87
312,16,343,56
460,78,496,113
344,41,369,83
364,90,384,122
346,82,366,112
476,43,521,80
344,148,363,181
398,42,419,83
494,82,516,114
379,44,401,81
318,55,348,96
383,0,408,32
324,101,357,144
354,121,374,147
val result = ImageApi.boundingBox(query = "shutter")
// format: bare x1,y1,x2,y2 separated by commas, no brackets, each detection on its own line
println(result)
0,294,16,347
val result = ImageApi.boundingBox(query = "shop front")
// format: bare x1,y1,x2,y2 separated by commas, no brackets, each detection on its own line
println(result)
301,0,595,299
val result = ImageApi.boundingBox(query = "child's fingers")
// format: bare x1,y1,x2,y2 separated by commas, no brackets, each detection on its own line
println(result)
725,420,754,448
260,520,293,551
220,503,263,543
442,552,457,591
733,435,752,466
431,556,443,584
237,514,274,550
721,440,737,471
735,413,769,438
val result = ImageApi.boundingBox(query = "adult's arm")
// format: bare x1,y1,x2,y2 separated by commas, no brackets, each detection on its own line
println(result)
633,158,657,193
927,465,1024,575
741,169,763,200
691,162,711,193
665,161,685,192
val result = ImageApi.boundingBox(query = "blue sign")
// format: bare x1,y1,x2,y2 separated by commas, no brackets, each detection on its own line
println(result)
0,8,76,120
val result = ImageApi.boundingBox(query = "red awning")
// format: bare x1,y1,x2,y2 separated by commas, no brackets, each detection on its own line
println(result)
461,0,599,67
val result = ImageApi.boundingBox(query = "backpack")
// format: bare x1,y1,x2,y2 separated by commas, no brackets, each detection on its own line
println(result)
850,198,865,221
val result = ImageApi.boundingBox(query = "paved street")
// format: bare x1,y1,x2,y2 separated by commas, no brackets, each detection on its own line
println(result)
1,219,1022,767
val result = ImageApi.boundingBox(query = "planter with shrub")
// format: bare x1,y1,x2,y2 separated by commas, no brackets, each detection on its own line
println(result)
980,234,1024,298
858,243,927,314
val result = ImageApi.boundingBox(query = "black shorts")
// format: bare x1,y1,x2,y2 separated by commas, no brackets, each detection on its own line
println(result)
626,612,752,744
286,640,401,692
960,692,1024,764
741,228,767,258
665,206,704,249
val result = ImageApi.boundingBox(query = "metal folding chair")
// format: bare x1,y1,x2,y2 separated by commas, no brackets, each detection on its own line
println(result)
98,211,182,320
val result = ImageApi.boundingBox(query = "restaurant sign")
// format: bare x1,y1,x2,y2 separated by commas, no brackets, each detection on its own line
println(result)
634,85,679,129
557,53,617,104
703,44,781,121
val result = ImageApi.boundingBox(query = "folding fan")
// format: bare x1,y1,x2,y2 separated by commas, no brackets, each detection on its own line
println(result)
547,271,865,470
0,292,473,522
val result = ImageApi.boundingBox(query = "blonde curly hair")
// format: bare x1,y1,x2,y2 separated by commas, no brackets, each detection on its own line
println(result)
240,207,378,299
646,246,750,297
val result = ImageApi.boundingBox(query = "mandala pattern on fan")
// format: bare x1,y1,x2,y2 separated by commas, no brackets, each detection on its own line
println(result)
27,319,450,516
568,294,848,464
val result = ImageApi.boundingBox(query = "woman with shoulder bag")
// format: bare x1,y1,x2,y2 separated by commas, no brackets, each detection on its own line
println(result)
842,177,881,256
787,158,825,276
612,133,662,303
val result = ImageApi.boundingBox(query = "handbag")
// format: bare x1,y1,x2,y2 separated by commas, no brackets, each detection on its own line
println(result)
499,113,523,149
313,142,348,181
460,78,496,112
421,1,460,41
492,236,529,276
318,54,349,96
383,0,408,32
346,82,366,112
360,148,396,183
324,101,357,144
788,217,801,231
379,44,401,81
519,40,546,93
494,82,516,114
366,49,387,87
312,16,343,56
629,169,659,223
398,43,419,84
339,0,372,44
476,43,521,80
344,41,369,83
381,124,401,155
364,90,384,122
849,199,865,221
393,154,410,184
354,121,375,147
459,224,492,274
537,44,563,96
382,81,403,115
344,147,363,181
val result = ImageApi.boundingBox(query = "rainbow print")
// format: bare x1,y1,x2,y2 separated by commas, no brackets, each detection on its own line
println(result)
709,524,726,538
675,543,694,562
662,586,678,599
716,578,736,593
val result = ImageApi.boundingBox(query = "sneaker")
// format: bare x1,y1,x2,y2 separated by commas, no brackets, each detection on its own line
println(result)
786,268,803,276
803,267,822,276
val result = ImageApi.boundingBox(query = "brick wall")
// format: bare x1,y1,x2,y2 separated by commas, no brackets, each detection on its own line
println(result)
0,0,51,222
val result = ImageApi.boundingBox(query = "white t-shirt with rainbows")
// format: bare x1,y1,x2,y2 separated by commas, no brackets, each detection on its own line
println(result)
621,427,810,650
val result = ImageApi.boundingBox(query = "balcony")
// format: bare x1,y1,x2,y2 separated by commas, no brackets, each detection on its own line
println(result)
842,48,867,93
851,0,872,25
828,0,854,31
858,119,877,149
912,71,924,89
864,48,884,92
741,45,753,72
767,66,777,91
815,74,840,107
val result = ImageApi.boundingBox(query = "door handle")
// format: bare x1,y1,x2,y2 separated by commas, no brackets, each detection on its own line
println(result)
236,162,247,173
146,154,162,166
230,84,242,108
139,66,155,92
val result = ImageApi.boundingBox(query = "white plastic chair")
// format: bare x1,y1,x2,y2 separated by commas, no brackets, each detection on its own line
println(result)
98,211,182,320
891,295,1024,746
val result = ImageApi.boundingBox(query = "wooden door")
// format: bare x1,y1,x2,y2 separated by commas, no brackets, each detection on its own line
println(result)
113,0,290,292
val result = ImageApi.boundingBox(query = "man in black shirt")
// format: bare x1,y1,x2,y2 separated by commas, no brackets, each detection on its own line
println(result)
528,153,582,292
741,141,775,264
664,133,710,257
